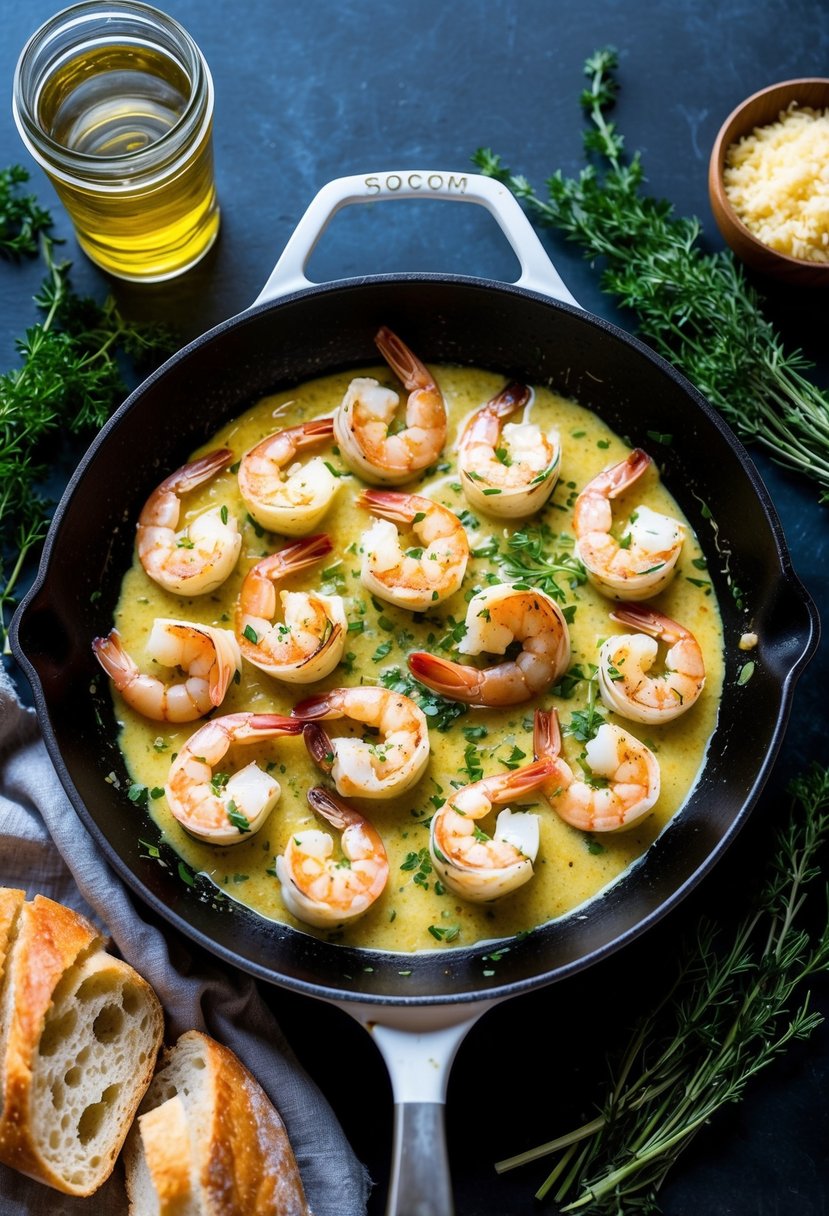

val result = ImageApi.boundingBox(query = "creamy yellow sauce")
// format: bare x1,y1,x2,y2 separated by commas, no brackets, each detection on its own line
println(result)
103,363,724,954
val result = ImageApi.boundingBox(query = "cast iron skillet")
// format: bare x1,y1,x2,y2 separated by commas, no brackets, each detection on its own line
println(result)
10,172,820,1215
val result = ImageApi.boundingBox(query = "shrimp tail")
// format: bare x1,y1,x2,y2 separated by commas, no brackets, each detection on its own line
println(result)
487,382,532,419
246,713,304,736
152,447,234,503
488,756,557,801
357,488,420,523
303,725,335,773
533,707,562,761
292,417,335,447
291,692,337,722
307,785,352,830
610,602,681,640
267,533,334,578
407,652,483,702
604,448,651,498
91,630,134,687
375,326,431,390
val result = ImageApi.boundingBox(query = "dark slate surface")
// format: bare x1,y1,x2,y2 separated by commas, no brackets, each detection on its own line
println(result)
2,2,828,1213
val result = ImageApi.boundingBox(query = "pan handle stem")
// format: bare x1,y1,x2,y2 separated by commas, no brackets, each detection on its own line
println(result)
339,1001,494,1216
388,1102,451,1216
251,170,581,309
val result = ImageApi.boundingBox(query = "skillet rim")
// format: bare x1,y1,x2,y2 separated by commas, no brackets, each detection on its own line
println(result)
9,270,821,1008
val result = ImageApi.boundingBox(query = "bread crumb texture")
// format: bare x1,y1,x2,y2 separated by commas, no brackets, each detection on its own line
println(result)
724,103,829,261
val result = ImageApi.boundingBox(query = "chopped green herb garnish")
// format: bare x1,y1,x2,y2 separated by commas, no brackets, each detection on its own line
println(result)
226,801,251,833
372,640,394,663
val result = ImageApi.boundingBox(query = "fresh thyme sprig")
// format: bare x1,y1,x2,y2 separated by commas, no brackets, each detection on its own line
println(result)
0,167,176,646
494,763,829,1213
0,165,53,258
474,47,829,501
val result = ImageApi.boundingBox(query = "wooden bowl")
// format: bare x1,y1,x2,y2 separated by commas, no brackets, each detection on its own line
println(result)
708,78,829,286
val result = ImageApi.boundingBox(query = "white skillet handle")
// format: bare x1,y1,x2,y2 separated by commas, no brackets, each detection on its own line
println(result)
340,1000,495,1216
251,169,581,308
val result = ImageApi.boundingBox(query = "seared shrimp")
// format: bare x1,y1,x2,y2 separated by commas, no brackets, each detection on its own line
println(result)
573,449,684,600
137,449,241,596
165,712,302,845
276,787,389,928
334,326,447,484
92,620,241,723
358,489,470,611
293,685,430,800
408,583,571,706
598,603,706,725
534,707,660,833
235,534,346,683
430,757,555,902
237,417,341,535
458,382,560,518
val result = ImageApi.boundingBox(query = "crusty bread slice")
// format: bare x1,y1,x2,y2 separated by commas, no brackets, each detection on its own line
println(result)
125,1030,311,1216
0,890,164,1196
128,1093,198,1216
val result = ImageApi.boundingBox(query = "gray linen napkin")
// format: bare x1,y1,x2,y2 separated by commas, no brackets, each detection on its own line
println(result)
0,666,372,1215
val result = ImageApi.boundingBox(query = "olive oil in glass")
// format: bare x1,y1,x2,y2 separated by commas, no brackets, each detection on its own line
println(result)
13,2,220,282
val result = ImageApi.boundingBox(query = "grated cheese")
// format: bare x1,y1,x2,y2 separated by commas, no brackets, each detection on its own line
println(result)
723,102,829,262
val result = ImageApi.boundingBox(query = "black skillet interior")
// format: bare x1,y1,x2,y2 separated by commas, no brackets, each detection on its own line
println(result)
10,275,819,1006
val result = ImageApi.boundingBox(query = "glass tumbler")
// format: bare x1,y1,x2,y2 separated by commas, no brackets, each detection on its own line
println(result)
12,0,220,282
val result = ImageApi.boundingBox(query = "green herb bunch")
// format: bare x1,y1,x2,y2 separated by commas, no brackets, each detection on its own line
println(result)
0,167,175,645
474,48,829,501
495,763,829,1212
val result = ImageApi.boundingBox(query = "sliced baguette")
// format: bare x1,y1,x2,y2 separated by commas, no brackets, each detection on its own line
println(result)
0,889,164,1196
125,1030,311,1216
128,1093,198,1216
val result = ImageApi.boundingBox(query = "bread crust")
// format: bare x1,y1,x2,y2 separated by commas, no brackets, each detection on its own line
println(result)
0,889,163,1196
198,1032,311,1216
128,1030,312,1216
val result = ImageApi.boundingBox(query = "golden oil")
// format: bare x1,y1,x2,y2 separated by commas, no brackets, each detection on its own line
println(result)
13,3,220,282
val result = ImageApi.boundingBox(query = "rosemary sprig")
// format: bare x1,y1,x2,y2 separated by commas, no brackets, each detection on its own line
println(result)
495,763,829,1212
0,167,175,646
474,47,829,501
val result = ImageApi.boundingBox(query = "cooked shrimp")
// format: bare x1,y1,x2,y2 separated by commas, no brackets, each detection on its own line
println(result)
573,448,684,600
237,417,341,535
598,603,706,725
333,326,447,484
137,449,241,596
276,786,389,928
235,534,346,683
457,382,561,518
534,707,660,832
292,685,430,800
408,583,571,706
164,712,302,845
357,489,469,611
92,620,241,723
429,757,555,901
